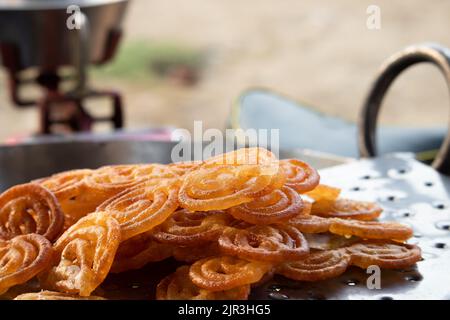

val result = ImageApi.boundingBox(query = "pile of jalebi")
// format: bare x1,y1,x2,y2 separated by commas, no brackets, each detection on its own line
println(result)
0,148,421,300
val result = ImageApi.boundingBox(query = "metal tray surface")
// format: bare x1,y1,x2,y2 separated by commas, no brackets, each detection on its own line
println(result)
250,154,450,300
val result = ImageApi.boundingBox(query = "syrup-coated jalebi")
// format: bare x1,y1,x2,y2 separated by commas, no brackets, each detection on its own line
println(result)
330,219,413,241
346,242,421,269
0,234,53,295
218,225,309,263
189,256,272,291
0,183,64,241
151,209,232,246
40,211,120,296
178,164,276,211
111,232,172,273
157,266,250,300
312,198,383,221
38,169,93,200
277,249,351,281
280,159,320,193
229,186,305,225
97,180,179,240
14,290,105,300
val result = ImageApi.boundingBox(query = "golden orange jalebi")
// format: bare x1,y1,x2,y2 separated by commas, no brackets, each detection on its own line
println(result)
14,290,105,300
280,159,320,193
229,186,305,225
0,147,424,300
189,256,272,291
346,242,422,269
168,161,202,176
287,214,332,234
312,198,383,221
156,266,250,300
85,164,177,194
0,183,64,241
151,209,233,246
111,232,173,273
304,184,341,202
40,211,120,296
179,164,276,212
218,225,309,263
277,249,351,281
37,169,93,200
329,219,413,241
0,234,53,295
97,179,179,240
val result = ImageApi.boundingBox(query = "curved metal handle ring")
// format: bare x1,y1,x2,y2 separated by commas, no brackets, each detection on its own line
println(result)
358,43,450,175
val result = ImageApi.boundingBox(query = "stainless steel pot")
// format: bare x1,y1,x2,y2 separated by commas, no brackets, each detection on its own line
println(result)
0,0,129,70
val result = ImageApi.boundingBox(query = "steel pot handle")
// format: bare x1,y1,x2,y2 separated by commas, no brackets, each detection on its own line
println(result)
358,43,450,175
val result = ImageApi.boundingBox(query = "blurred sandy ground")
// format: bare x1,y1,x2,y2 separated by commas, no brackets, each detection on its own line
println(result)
1,0,450,140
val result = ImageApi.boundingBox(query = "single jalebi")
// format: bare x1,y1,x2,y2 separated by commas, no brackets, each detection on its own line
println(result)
189,256,272,291
312,198,382,220
228,186,306,225
36,170,99,229
179,164,276,212
0,183,64,241
85,164,177,195
286,214,332,233
39,211,120,296
151,209,233,246
156,266,250,300
37,169,93,200
97,179,179,240
0,234,53,295
218,225,309,262
14,290,105,300
304,184,341,202
279,159,320,193
111,232,173,273
277,249,351,281
329,219,413,241
346,242,422,269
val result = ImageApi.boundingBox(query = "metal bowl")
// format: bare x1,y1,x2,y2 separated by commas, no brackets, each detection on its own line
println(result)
0,0,129,70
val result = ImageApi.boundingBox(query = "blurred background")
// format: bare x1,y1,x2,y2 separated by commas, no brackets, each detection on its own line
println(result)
0,0,449,142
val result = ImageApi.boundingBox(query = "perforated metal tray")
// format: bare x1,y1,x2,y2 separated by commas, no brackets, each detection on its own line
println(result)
2,148,449,300
251,153,450,300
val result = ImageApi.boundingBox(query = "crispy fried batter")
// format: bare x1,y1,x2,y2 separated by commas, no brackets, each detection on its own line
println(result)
39,211,120,296
277,249,351,281
98,180,179,240
218,225,309,262
14,290,105,300
0,234,53,295
229,186,305,225
0,183,64,241
280,159,320,193
312,198,382,220
189,256,272,291
157,266,250,300
151,209,232,246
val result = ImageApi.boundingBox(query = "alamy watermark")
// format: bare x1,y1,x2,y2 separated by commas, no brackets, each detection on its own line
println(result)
66,5,84,30
366,5,381,30
366,265,382,289
170,121,280,164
